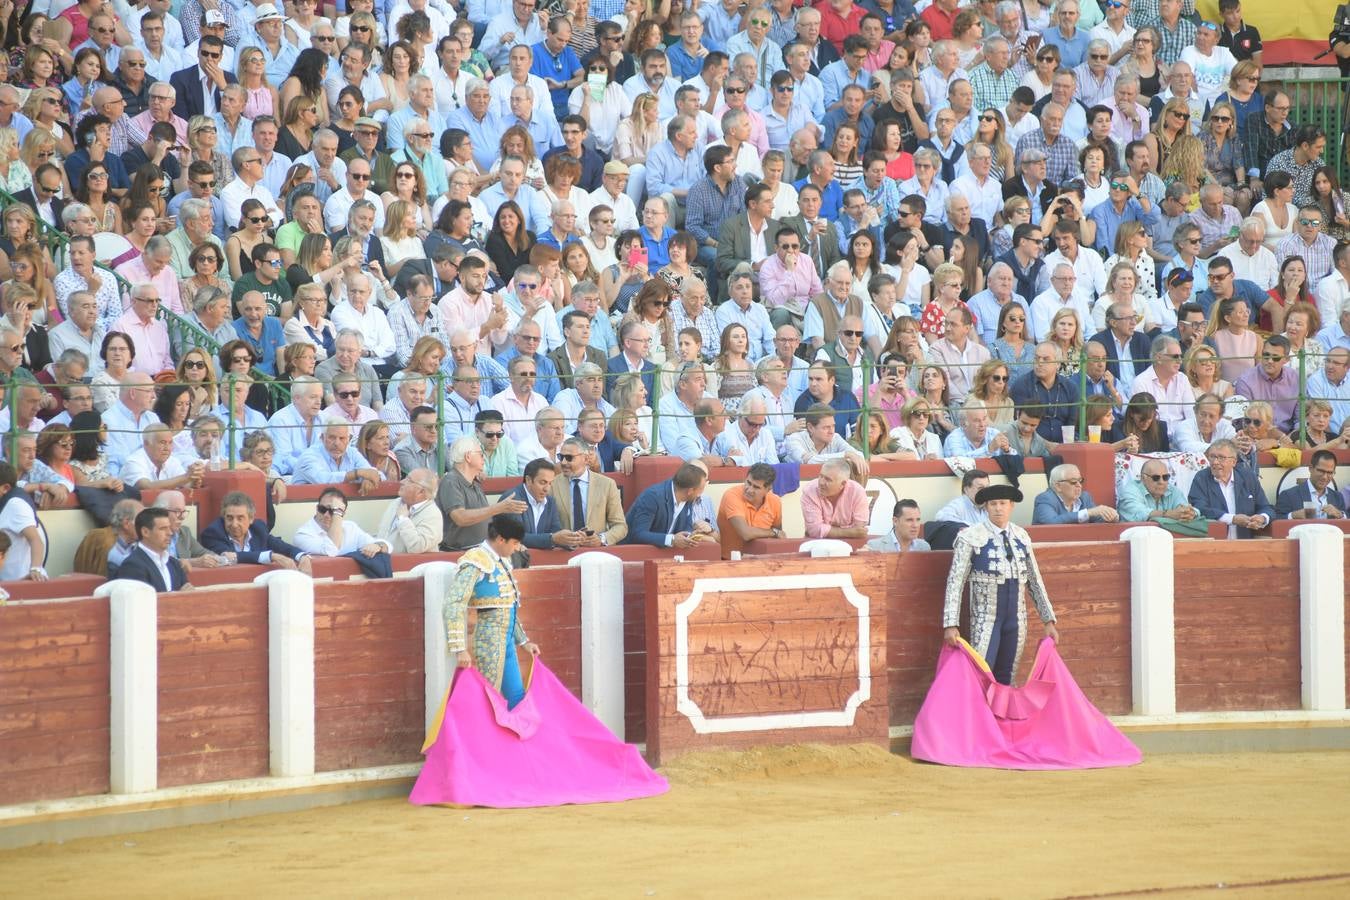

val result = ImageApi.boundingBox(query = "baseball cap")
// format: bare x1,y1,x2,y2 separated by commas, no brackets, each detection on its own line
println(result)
203,9,226,25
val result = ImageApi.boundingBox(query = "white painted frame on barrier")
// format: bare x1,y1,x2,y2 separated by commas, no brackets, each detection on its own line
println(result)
675,573,870,734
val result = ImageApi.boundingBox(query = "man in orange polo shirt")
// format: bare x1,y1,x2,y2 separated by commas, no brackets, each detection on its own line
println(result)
716,463,784,558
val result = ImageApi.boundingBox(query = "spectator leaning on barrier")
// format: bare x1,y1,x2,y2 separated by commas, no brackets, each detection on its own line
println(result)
200,491,313,573
551,435,627,547
1033,463,1120,524
717,461,784,557
438,434,528,552
116,507,191,593
801,457,869,541
374,468,443,554
623,461,713,549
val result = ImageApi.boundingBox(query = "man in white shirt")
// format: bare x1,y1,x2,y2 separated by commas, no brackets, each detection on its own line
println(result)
1128,334,1195,428
588,160,639,233
951,144,1003,229
220,146,283,228
0,463,45,581
374,467,442,553
293,488,392,558
330,275,396,372
1217,216,1278,291
1029,263,1093,342
1316,244,1350,332
718,396,779,464
137,10,187,82
120,424,205,492
323,158,386,233
489,356,550,444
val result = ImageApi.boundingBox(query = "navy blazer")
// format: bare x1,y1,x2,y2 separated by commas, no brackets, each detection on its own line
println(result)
1088,329,1154,383
170,64,238,122
199,517,307,564
1275,482,1348,519
327,228,386,269
1187,467,1274,538
500,484,562,550
117,545,189,592
1031,488,1100,524
604,355,655,401
623,479,683,546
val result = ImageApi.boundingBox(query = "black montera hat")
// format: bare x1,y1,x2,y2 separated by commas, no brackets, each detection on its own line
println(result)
975,484,1023,505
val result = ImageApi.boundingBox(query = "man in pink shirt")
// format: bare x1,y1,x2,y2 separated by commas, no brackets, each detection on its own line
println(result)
759,224,822,329
113,285,174,375
438,254,508,357
801,458,870,539
115,236,184,314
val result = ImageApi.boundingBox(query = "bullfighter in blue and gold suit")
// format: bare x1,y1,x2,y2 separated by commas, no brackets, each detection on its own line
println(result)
942,484,1059,685
443,515,539,708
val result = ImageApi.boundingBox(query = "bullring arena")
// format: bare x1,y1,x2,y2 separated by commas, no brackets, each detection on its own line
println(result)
3,449,1349,896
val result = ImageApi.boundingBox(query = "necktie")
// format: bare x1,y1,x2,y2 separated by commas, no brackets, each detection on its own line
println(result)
808,222,823,274
1002,531,1014,561
572,478,585,530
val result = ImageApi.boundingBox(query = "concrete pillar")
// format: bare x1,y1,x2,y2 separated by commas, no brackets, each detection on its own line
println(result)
257,570,315,777
97,580,158,795
800,539,854,558
1122,526,1176,716
1289,525,1347,711
414,561,459,732
569,551,626,738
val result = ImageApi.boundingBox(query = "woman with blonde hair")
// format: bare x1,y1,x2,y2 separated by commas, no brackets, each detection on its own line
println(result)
991,196,1031,258
6,243,58,327
491,125,545,188
916,364,956,439
613,92,662,202
22,87,74,158
406,335,447,379
175,347,220,419
381,161,432,235
1048,308,1085,376
1091,262,1152,334
966,359,1015,427
0,127,32,194
1104,221,1158,313
850,410,910,461
1184,344,1233,401
1159,134,1211,211
919,262,967,341
1201,99,1249,212
284,283,338,364
1204,296,1259,383
968,108,1013,180
237,46,280,120
1148,99,1197,181
609,371,653,445
1237,400,1294,452
890,395,944,459
1299,399,1346,451
379,200,424,278
19,128,60,182
184,115,235,192
1215,60,1263,132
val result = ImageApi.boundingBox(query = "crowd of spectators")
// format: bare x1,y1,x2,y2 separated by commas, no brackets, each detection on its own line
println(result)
0,0,1347,586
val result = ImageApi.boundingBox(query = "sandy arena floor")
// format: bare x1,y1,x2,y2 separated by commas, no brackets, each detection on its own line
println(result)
2,747,1348,899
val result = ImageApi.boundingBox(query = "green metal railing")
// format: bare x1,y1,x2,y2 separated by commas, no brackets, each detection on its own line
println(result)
1278,75,1350,185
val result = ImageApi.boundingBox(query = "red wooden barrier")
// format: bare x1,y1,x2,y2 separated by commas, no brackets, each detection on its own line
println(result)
0,597,110,805
1172,540,1301,711
1268,517,1350,538
157,587,271,788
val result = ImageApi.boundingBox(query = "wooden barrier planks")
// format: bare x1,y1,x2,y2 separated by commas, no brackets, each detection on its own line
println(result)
314,579,425,772
645,557,888,765
0,598,111,805
157,589,270,788
1173,541,1301,711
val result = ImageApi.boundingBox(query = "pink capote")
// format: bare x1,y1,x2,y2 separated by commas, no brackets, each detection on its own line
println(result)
911,638,1142,770
410,658,669,808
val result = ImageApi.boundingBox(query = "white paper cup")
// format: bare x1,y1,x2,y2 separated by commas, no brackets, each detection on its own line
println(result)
1061,425,1076,444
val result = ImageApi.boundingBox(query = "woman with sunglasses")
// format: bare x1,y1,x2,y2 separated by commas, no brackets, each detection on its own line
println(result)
382,163,433,238
966,360,1015,428
622,278,676,365
226,199,274,281
219,339,275,415
20,127,63,184
1184,344,1233,402
568,55,627,154
278,47,330,130
25,86,72,151
7,244,58,329
1146,97,1192,175
181,243,232,310
1200,100,1250,213
990,304,1035,371
184,116,234,195
176,348,220,419
1119,27,1168,100
36,424,78,490
69,410,125,497
1020,43,1059,102
237,47,280,121
890,395,944,460
1214,60,1264,134
153,383,197,457
120,163,173,234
